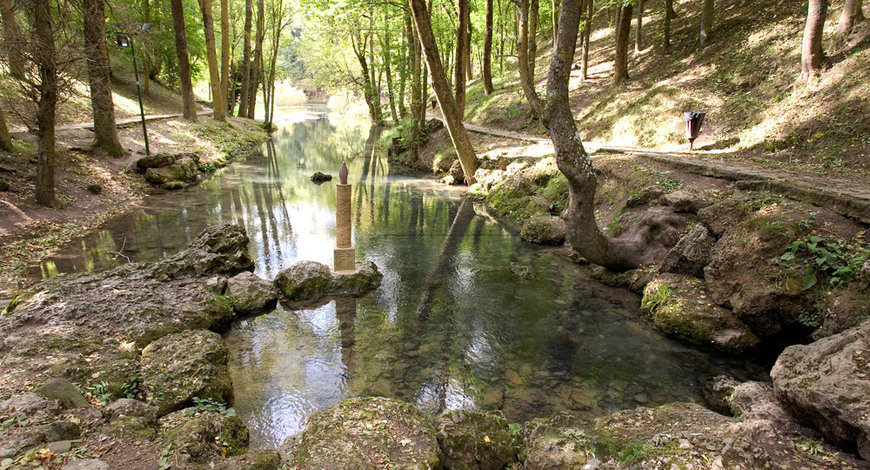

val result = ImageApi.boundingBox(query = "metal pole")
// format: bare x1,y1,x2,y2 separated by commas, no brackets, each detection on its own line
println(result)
130,38,150,157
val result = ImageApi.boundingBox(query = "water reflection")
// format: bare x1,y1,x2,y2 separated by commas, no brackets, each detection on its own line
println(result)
34,108,768,449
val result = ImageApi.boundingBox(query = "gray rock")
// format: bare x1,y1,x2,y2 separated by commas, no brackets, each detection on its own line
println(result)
521,217,567,245
447,160,465,185
729,381,813,438
771,320,870,460
517,413,593,469
661,188,714,213
280,397,441,469
215,449,281,470
700,375,740,415
0,393,61,421
159,409,249,466
309,171,332,182
140,329,233,416
641,274,758,353
275,260,382,301
697,198,754,237
47,439,76,454
626,186,665,208
226,272,277,315
659,224,715,277
137,152,180,170
436,410,516,470
37,378,89,409
37,421,80,441
144,155,202,186
62,459,110,470
106,398,159,425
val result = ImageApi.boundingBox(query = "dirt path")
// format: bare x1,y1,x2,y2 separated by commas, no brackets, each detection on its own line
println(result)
7,110,212,135
428,115,870,224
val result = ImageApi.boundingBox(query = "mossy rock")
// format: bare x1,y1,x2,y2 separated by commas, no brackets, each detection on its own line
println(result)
275,260,382,301
140,330,233,416
516,413,594,469
642,274,759,353
160,409,249,466
436,410,516,470
520,217,566,245
280,397,441,469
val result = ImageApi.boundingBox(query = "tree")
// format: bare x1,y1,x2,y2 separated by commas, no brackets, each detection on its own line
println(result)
635,0,644,52
545,0,680,270
800,0,828,82
516,0,543,118
170,0,198,121
247,0,265,119
200,0,226,120
699,0,714,46
221,0,230,114
82,0,123,156
580,0,592,80
29,0,58,207
0,0,26,79
0,105,12,151
613,2,632,83
837,0,864,37
663,0,674,49
483,0,494,94
238,0,253,117
409,0,477,183
528,0,538,73
455,0,469,113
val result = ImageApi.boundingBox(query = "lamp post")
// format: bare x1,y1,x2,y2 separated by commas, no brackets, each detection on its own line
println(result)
117,23,153,157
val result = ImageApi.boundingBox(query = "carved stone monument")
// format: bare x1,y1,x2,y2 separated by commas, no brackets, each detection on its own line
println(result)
334,162,356,273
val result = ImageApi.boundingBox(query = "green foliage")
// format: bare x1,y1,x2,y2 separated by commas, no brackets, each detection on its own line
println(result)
121,373,143,400
641,284,675,313
186,397,236,417
85,381,112,406
780,236,869,290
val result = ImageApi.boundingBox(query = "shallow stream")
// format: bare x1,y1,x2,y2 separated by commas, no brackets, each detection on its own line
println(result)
36,107,768,448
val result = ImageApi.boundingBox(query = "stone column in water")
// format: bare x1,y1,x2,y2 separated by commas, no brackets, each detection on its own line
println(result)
334,162,356,273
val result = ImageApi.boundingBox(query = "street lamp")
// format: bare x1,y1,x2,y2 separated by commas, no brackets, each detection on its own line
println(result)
117,23,153,157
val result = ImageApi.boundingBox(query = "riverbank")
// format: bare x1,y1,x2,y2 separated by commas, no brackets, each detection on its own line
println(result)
0,115,269,297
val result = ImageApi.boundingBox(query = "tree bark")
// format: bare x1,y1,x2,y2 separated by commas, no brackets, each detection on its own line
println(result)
410,0,478,183
455,0,469,114
613,3,632,83
483,0,494,94
581,0,592,80
382,30,398,123
0,105,12,151
664,0,673,49
82,0,123,156
837,0,864,37
220,0,230,115
635,0,644,53
516,0,543,119
699,0,714,46
170,0,198,121
29,0,57,207
409,15,423,166
352,30,379,124
143,0,151,95
551,0,558,47
200,0,225,120
238,0,252,116
800,0,828,82
544,0,642,271
248,0,265,118
528,0,538,73
0,0,25,79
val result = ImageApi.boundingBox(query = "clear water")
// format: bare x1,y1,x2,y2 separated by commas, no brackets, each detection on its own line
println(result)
34,107,768,449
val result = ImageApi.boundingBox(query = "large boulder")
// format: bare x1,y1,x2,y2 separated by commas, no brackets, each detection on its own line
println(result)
728,381,814,438
704,211,814,336
275,260,382,301
36,378,89,409
520,217,567,245
159,409,249,466
641,274,759,353
280,397,441,469
697,197,755,238
143,154,202,189
226,272,278,315
517,413,594,469
771,320,870,460
659,223,715,277
436,410,516,470
660,187,715,213
140,329,233,416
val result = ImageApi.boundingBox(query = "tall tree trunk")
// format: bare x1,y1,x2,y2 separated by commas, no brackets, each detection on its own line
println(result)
635,0,644,52
516,0,543,119
248,0,265,118
528,0,538,73
409,16,423,166
699,0,714,46
0,105,12,151
800,0,828,82
400,12,413,119
613,3,632,83
410,0,478,183
220,0,229,114
352,31,379,124
455,0,469,114
466,18,473,81
581,0,592,80
143,0,151,95
238,0,252,116
200,0,225,120
551,0,558,47
368,21,384,125
83,0,123,156
170,0,198,121
382,31,399,123
837,0,864,37
545,0,641,271
0,0,25,79
29,0,57,207
483,0,494,94
664,0,673,50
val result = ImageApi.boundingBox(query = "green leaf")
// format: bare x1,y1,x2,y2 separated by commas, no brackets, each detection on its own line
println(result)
780,252,796,261
803,275,818,290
